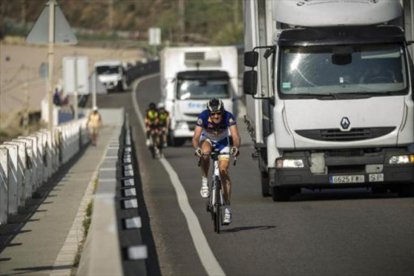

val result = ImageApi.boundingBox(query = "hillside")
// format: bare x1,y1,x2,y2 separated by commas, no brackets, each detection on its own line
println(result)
0,0,243,46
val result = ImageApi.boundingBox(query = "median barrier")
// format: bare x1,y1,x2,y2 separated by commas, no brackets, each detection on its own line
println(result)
77,113,148,275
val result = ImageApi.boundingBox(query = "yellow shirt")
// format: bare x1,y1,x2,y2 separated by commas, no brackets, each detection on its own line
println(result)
88,112,102,128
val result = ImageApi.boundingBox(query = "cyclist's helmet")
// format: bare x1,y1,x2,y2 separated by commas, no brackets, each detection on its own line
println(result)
149,102,156,110
157,102,165,110
207,98,224,113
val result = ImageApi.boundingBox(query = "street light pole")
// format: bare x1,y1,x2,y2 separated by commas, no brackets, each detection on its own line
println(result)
47,0,55,130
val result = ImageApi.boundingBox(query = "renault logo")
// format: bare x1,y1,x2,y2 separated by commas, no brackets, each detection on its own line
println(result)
340,117,350,130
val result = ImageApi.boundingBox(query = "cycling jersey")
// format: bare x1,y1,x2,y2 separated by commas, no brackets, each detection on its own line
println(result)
145,109,159,129
196,110,236,142
146,109,158,121
158,110,169,127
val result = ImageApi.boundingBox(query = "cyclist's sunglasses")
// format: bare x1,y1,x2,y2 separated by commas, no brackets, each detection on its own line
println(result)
210,111,222,116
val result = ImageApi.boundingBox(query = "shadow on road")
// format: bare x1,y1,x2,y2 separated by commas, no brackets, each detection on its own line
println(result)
222,225,276,233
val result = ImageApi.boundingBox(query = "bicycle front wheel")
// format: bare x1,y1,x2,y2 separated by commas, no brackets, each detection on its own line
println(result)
214,181,221,233
215,204,221,233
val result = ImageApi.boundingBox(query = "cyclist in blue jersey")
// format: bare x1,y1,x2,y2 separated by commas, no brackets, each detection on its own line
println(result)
192,98,241,225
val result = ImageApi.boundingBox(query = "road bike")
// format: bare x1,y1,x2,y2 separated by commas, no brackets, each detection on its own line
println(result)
199,150,236,234
148,128,161,158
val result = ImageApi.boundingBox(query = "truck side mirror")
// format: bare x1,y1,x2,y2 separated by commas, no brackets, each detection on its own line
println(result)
243,70,257,95
244,51,258,67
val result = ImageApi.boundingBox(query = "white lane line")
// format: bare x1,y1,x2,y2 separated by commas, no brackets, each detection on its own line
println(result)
132,74,225,276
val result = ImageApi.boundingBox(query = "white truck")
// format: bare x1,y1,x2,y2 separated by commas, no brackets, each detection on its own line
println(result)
243,0,414,201
94,60,128,92
160,46,238,146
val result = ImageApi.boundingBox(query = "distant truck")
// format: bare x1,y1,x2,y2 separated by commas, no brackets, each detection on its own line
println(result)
94,60,128,92
243,0,414,201
160,46,239,146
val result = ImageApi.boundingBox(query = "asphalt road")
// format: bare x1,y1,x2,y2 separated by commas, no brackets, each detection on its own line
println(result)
97,74,414,276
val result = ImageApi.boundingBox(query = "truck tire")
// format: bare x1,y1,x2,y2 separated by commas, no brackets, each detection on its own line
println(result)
261,172,271,197
122,78,129,91
172,138,186,147
117,82,124,92
271,187,299,202
397,184,414,197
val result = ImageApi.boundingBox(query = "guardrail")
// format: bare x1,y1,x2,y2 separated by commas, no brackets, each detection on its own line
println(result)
0,118,90,225
126,60,159,86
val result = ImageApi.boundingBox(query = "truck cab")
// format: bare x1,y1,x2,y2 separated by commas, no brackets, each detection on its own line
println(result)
161,47,238,146
243,0,414,200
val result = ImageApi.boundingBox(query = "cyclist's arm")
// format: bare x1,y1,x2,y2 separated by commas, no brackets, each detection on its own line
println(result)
192,125,203,148
229,124,241,148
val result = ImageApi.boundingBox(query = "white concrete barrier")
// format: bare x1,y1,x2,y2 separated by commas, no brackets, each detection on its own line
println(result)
0,117,91,223
2,143,19,215
0,146,9,225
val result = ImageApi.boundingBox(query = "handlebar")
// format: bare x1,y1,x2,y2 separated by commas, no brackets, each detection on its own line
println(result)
197,153,237,166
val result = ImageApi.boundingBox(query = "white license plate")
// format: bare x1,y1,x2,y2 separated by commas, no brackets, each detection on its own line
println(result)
369,173,384,182
329,175,365,184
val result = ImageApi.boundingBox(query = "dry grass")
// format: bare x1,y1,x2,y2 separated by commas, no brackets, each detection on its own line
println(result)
0,37,144,143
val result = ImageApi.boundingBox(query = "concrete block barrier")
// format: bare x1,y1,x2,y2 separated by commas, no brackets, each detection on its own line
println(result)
0,147,9,225
0,117,90,224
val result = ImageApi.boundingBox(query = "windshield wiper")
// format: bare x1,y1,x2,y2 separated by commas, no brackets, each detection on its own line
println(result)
334,92,398,99
311,93,338,100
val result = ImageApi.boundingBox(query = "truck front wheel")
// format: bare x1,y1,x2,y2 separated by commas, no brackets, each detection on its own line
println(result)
172,138,186,147
397,184,414,198
271,187,299,202
261,172,271,197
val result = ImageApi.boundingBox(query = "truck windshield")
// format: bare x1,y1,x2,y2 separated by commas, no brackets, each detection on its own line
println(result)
278,44,407,98
96,66,121,75
176,79,229,100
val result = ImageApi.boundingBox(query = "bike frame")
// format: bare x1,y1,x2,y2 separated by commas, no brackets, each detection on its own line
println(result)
149,128,162,158
199,151,237,233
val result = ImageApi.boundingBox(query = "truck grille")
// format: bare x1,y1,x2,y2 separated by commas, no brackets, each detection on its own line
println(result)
295,127,395,142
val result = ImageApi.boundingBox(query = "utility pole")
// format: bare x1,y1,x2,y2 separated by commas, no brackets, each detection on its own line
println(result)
234,0,239,26
178,0,185,40
47,0,55,130
74,53,78,119
21,0,26,26
108,0,114,32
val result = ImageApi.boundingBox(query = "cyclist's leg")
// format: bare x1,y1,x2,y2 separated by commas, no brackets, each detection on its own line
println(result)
218,156,231,204
162,127,168,147
216,138,232,224
215,137,232,204
199,138,212,178
145,124,151,146
199,137,212,197
154,127,160,147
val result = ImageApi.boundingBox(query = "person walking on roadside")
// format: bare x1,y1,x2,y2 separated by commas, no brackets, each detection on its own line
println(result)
87,106,102,146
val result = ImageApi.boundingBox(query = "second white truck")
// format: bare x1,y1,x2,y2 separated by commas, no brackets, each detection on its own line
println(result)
160,46,239,146
94,60,128,92
243,0,414,201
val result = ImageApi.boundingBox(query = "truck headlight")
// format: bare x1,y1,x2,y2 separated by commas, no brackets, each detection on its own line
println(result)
388,155,414,165
276,158,304,168
176,122,188,130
